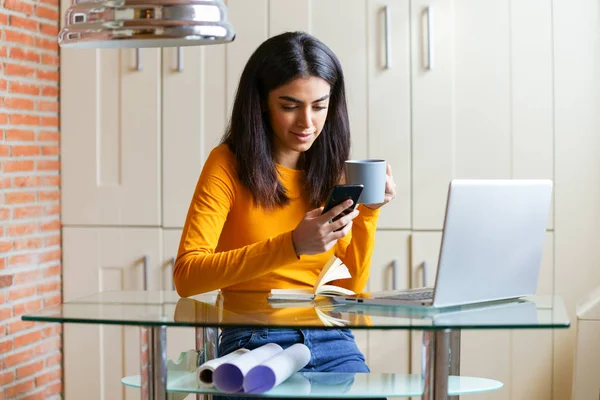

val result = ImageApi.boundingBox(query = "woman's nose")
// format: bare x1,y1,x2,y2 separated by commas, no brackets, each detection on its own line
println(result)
296,108,313,129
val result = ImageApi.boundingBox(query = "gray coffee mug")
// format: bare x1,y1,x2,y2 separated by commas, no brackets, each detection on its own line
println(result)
345,159,387,204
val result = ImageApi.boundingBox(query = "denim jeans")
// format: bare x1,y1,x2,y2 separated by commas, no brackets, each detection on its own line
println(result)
213,328,387,400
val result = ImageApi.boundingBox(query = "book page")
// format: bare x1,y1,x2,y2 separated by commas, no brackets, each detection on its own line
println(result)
316,284,355,296
315,255,352,292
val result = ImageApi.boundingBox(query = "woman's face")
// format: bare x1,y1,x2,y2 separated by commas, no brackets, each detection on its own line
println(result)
267,76,331,168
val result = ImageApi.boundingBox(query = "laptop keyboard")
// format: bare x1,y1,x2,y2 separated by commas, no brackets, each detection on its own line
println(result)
379,290,434,301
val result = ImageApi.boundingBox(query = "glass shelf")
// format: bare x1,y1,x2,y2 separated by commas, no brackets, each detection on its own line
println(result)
122,371,503,398
22,290,570,331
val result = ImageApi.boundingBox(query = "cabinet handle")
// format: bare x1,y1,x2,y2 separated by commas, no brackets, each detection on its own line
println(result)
135,48,143,71
176,47,183,72
424,6,434,70
391,259,398,290
421,261,428,287
142,255,149,291
384,5,392,69
169,257,176,290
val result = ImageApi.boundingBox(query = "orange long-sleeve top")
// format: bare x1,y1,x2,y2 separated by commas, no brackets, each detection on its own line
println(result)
174,144,380,298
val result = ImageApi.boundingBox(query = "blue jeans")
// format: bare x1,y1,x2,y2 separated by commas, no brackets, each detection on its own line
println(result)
214,328,386,400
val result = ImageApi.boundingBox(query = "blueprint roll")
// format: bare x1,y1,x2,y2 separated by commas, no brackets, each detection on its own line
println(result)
243,343,311,393
196,348,249,388
213,343,283,393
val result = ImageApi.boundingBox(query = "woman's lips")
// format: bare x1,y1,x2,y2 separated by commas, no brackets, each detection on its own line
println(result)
291,131,313,142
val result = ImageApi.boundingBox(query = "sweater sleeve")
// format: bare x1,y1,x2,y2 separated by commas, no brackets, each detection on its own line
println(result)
174,148,299,297
332,205,380,293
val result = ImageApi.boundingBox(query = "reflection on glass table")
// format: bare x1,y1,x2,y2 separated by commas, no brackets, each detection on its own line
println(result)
22,290,570,400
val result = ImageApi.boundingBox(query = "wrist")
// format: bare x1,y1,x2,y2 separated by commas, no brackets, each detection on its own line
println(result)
291,230,302,259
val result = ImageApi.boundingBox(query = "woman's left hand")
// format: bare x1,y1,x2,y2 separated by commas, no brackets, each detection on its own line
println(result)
363,163,396,210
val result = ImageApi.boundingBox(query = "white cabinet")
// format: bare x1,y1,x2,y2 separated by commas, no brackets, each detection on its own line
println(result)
411,0,554,231
62,227,162,400
161,47,227,228
367,231,411,373
61,47,162,226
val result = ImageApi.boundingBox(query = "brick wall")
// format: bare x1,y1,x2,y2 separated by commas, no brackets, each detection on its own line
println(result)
0,0,62,398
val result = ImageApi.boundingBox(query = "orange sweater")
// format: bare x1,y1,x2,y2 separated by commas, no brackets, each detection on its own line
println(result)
174,144,380,297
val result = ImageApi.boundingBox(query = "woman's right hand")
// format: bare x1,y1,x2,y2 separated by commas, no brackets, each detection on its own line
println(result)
291,199,359,257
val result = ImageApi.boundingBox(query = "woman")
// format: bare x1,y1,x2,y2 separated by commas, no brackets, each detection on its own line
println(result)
174,31,396,398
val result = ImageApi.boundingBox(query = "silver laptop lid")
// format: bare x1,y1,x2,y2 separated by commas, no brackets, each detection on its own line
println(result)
432,179,553,307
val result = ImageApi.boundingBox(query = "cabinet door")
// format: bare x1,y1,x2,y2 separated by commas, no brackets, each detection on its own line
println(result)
163,229,197,369
411,0,554,230
61,47,161,226
162,46,227,228
410,232,554,399
367,231,411,372
367,0,411,229
63,227,162,400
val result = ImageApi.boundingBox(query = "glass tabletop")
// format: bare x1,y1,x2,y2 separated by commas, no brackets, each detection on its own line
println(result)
22,290,570,330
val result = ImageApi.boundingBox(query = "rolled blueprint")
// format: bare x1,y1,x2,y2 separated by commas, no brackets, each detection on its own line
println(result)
213,343,283,393
196,348,249,388
243,343,311,393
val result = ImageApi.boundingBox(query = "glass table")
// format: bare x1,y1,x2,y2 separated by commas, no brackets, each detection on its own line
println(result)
22,291,570,400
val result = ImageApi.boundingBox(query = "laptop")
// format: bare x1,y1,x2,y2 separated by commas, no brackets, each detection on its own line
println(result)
334,179,553,308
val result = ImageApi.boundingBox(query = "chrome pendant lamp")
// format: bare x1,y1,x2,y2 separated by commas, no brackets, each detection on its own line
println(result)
59,0,235,48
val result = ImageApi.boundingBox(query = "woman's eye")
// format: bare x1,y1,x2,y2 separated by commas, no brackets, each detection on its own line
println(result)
313,106,327,111
282,105,297,110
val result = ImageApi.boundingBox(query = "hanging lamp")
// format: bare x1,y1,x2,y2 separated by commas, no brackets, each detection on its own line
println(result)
58,0,235,48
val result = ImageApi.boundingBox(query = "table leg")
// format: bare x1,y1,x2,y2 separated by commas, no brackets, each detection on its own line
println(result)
448,329,461,400
140,326,167,400
422,329,454,400
196,327,219,400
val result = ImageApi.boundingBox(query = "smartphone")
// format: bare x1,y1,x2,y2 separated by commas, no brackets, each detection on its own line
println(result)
322,184,364,228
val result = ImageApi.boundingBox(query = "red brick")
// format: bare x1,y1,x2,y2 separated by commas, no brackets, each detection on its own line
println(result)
38,101,58,112
45,352,61,367
37,69,59,82
41,53,59,66
6,129,35,141
10,47,40,63
8,253,37,268
0,307,12,319
38,131,59,142
8,285,36,301
41,145,59,155
36,38,58,52
0,339,14,353
41,86,58,97
0,371,15,386
40,250,61,263
10,15,38,31
0,208,10,221
7,222,37,236
35,5,59,21
3,347,35,368
5,191,36,204
4,161,35,173
10,114,41,126
4,63,36,78
36,160,59,171
4,30,35,47
0,177,10,189
14,332,43,349
43,294,61,307
44,264,61,278
5,0,34,14
0,78,7,91
20,391,46,400
45,381,62,396
13,299,43,317
9,82,40,96
13,176,42,187
13,206,43,219
39,220,60,232
11,145,40,156
42,176,60,186
4,98,35,111
44,235,61,247
7,320,36,335
39,191,59,201
0,259,6,270
39,23,59,37
34,337,61,355
42,324,61,337
0,241,12,252
13,269,43,284
41,117,58,127
13,238,43,251
0,113,8,124
0,145,9,156
0,46,7,58
44,204,60,216
5,379,35,399
35,368,61,386
0,12,8,25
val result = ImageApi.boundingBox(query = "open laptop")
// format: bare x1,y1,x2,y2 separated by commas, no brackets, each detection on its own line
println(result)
334,179,553,308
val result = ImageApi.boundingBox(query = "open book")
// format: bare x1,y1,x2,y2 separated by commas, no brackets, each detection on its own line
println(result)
268,255,356,301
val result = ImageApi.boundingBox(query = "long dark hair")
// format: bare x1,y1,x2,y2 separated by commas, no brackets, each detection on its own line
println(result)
221,31,351,209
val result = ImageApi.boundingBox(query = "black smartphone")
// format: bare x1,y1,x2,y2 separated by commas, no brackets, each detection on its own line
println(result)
322,184,364,228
